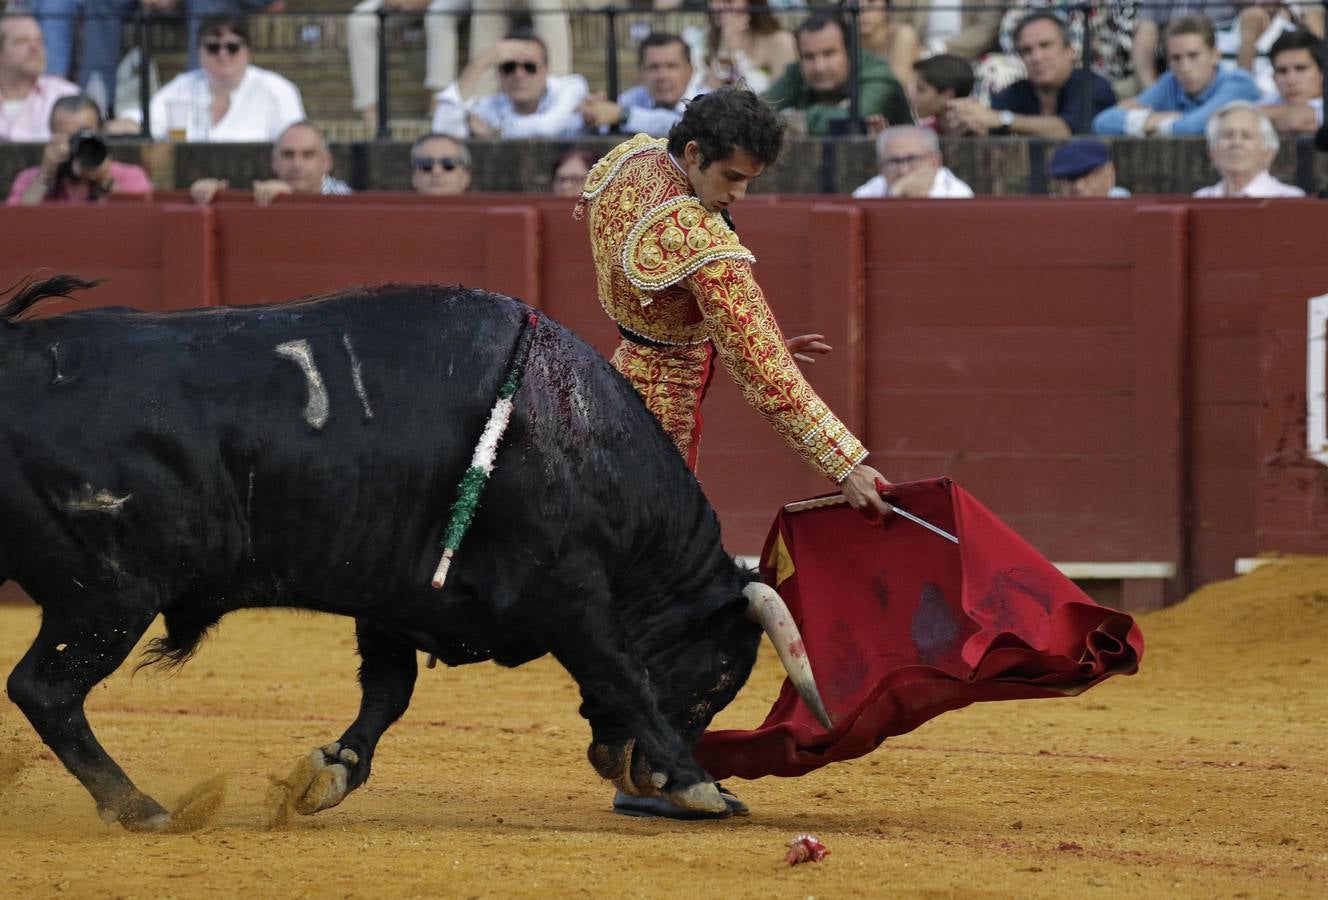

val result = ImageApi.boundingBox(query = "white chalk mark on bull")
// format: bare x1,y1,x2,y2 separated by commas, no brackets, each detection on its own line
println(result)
65,485,131,514
340,334,374,421
274,340,329,430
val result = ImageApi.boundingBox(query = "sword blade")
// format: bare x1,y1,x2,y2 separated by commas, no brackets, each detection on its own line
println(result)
783,494,959,544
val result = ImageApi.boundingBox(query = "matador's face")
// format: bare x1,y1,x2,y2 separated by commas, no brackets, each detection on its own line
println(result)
680,141,764,213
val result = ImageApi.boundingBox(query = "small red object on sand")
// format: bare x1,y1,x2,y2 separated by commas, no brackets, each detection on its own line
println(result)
785,833,830,866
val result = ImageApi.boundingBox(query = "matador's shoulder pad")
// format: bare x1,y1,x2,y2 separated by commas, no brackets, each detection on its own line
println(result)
621,197,755,292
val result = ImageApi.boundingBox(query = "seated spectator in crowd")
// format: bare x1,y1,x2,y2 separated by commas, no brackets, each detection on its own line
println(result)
947,12,1115,137
6,93,151,204
891,0,1004,62
847,0,921,85
685,0,797,95
765,14,912,136
580,32,700,138
1133,0,1238,89
1094,15,1260,136
1232,1,1322,95
190,120,351,206
432,29,586,139
991,0,1138,98
0,14,79,142
852,125,974,198
909,54,974,135
550,145,598,197
410,132,471,195
118,16,305,141
1261,28,1324,133
1194,100,1304,196
348,0,576,128
78,0,284,117
1047,138,1130,197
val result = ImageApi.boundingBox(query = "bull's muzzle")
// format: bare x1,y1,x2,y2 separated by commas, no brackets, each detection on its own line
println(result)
743,583,834,730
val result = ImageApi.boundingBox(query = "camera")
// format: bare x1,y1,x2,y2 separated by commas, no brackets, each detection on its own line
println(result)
68,129,109,172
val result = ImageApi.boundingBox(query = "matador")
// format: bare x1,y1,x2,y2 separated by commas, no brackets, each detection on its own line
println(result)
577,91,889,506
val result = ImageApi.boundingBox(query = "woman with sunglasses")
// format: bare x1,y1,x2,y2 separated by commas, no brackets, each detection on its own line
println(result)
129,15,305,141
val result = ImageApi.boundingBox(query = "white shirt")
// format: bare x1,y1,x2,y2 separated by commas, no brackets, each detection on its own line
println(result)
852,167,975,199
926,1,963,55
127,65,305,142
432,73,588,140
1260,91,1324,126
1193,170,1306,198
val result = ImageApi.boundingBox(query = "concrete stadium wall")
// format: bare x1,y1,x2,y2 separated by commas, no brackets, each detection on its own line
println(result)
1,196,1326,604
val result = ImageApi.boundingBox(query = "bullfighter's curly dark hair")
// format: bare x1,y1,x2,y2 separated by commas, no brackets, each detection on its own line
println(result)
666,88,784,169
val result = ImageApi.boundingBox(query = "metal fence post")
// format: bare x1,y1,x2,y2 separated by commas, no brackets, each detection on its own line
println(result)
376,7,391,140
1078,3,1093,135
605,6,621,110
138,11,153,138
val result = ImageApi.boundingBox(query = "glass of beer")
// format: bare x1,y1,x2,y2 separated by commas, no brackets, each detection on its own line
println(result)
165,100,191,141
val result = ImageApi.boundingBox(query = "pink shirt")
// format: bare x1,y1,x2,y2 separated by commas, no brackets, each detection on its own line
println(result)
0,75,81,142
6,161,154,205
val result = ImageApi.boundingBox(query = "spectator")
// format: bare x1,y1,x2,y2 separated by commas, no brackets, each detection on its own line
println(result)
550,145,597,196
1133,0,1238,89
909,54,974,135
580,32,700,138
6,93,151,204
410,132,472,195
190,120,351,206
852,124,973,198
1047,138,1130,197
118,15,305,141
79,0,282,117
432,29,586,139
890,0,1005,62
1231,1,1322,95
1194,100,1304,196
845,0,921,85
685,0,797,95
1261,28,1324,133
0,14,79,142
1094,15,1260,136
991,0,1139,99
29,0,83,80
346,0,462,128
947,12,1115,137
765,13,912,136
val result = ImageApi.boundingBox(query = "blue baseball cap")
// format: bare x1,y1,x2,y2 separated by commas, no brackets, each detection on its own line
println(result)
1049,139,1112,179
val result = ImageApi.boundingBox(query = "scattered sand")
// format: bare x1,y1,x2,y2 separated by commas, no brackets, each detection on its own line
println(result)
0,558,1325,898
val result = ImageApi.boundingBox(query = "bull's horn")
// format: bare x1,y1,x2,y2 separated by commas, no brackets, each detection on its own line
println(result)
743,583,834,730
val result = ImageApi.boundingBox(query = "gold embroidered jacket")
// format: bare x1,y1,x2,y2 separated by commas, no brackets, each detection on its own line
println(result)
578,134,868,483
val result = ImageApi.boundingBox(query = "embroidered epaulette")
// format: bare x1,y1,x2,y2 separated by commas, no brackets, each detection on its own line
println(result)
581,133,662,202
622,196,754,292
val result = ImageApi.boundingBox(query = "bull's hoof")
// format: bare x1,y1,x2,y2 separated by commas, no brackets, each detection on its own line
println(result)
266,745,357,828
589,739,667,797
102,792,172,832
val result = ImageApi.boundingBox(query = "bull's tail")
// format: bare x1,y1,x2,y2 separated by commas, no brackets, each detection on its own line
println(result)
0,274,102,323
135,603,225,672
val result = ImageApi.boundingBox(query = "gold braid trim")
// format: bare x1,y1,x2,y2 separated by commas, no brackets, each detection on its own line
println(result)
623,196,755,292
580,133,662,203
689,256,868,483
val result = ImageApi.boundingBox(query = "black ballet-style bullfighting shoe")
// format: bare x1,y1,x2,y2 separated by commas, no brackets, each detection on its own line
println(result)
611,784,749,819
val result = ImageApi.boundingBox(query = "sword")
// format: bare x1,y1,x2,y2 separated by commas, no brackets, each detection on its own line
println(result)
782,494,959,544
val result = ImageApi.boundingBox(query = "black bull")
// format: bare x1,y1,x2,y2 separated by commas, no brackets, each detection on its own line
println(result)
0,277,828,831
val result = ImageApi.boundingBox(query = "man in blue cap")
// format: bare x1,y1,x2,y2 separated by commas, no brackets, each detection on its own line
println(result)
1048,138,1130,197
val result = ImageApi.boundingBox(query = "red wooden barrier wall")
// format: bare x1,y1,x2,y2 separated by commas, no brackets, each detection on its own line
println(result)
3,197,1326,596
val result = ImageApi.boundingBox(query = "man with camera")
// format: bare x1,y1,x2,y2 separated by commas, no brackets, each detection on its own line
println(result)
6,94,152,205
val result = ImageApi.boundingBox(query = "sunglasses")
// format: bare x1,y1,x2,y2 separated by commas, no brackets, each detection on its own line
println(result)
499,60,539,76
412,156,466,173
203,39,246,56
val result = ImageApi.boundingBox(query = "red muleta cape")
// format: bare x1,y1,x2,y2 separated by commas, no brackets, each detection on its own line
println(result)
694,477,1144,780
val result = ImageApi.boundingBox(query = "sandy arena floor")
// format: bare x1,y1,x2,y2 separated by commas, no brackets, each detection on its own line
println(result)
1,558,1325,899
